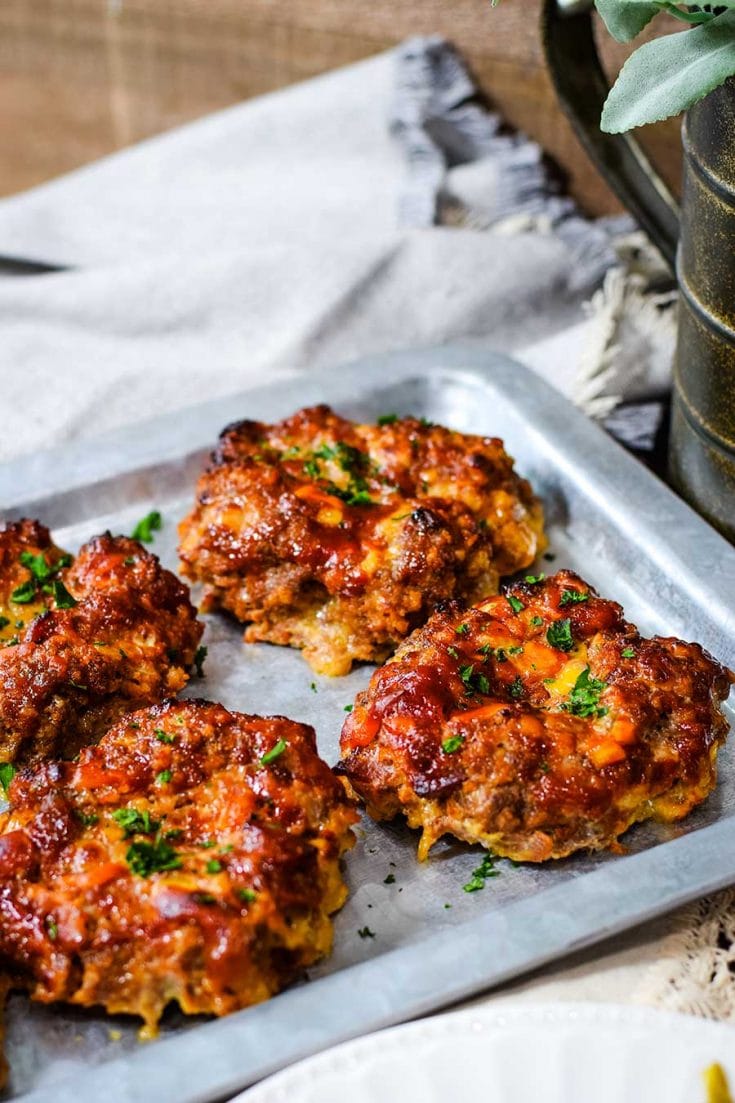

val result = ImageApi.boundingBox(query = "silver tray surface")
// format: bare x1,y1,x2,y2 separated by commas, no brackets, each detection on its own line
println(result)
2,344,735,1102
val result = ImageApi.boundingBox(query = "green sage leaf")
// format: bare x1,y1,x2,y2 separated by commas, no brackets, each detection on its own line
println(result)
601,12,735,133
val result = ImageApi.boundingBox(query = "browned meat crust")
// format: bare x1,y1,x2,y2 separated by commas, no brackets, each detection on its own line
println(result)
0,520,203,765
178,405,544,675
0,699,357,1033
338,570,733,861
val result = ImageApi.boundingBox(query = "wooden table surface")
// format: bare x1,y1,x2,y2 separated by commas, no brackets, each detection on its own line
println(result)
0,0,682,214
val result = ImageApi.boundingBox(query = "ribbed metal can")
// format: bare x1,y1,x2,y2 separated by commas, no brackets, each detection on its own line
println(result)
670,79,735,540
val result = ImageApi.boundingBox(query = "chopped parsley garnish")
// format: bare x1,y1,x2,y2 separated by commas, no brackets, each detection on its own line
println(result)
447,646,459,659
261,739,288,765
0,762,17,796
206,859,223,874
76,810,99,827
50,579,77,609
621,647,635,659
155,769,172,786
310,681,317,692
198,839,217,848
193,645,207,678
10,580,37,604
377,414,399,426
506,594,524,614
304,441,376,506
112,807,160,838
509,676,524,699
237,887,257,903
524,573,545,585
493,648,508,663
459,664,490,696
463,853,500,892
539,760,551,774
358,926,376,939
126,838,182,877
130,510,162,543
562,666,608,719
123,556,136,566
560,589,589,606
192,893,217,906
507,645,524,655
384,873,396,884
442,734,464,754
546,618,575,652
0,616,9,631
455,624,469,635
531,616,544,626
155,729,175,744
344,704,353,713
46,917,58,941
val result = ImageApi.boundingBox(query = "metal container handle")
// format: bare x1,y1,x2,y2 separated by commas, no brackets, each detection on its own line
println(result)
540,0,680,270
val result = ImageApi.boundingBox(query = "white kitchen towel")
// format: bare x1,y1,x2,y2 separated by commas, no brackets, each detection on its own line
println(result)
0,40,672,465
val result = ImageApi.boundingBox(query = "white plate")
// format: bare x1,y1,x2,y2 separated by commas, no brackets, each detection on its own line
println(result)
236,1002,735,1103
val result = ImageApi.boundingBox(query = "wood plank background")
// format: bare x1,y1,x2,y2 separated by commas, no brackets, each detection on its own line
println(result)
0,0,682,213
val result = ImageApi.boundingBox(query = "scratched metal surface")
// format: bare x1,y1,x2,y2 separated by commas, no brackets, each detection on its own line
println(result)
1,344,734,1103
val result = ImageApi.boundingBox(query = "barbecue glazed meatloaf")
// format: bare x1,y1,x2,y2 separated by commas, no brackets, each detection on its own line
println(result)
0,520,203,765
0,700,357,1033
338,570,733,861
178,405,544,675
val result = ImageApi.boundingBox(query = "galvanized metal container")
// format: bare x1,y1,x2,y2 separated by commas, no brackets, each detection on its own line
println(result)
670,80,735,536
542,2,735,541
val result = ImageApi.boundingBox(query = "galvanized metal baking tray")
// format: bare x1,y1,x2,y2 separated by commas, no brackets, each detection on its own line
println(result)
2,344,735,1103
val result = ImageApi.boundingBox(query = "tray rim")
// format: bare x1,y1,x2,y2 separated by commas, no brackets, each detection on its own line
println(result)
3,343,735,1103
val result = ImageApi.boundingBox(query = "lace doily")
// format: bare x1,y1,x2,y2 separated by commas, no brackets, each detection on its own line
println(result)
634,890,735,1021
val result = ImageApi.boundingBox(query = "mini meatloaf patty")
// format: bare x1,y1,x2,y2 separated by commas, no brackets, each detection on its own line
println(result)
338,570,733,861
0,519,203,764
178,405,544,675
0,699,357,1033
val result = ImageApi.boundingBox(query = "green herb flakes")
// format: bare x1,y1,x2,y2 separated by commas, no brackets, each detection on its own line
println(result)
10,580,37,605
562,666,608,719
524,573,545,585
237,887,257,903
261,739,288,765
463,853,500,893
560,589,589,607
358,926,376,939
530,616,544,626
621,647,635,659
206,859,223,874
506,594,524,614
51,579,77,609
509,675,524,699
384,873,396,884
546,618,575,652
442,734,464,754
155,769,172,786
130,510,162,543
193,645,207,678
447,646,460,659
155,729,175,744
112,807,160,838
377,414,399,426
0,762,17,796
126,838,182,877
459,664,490,696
